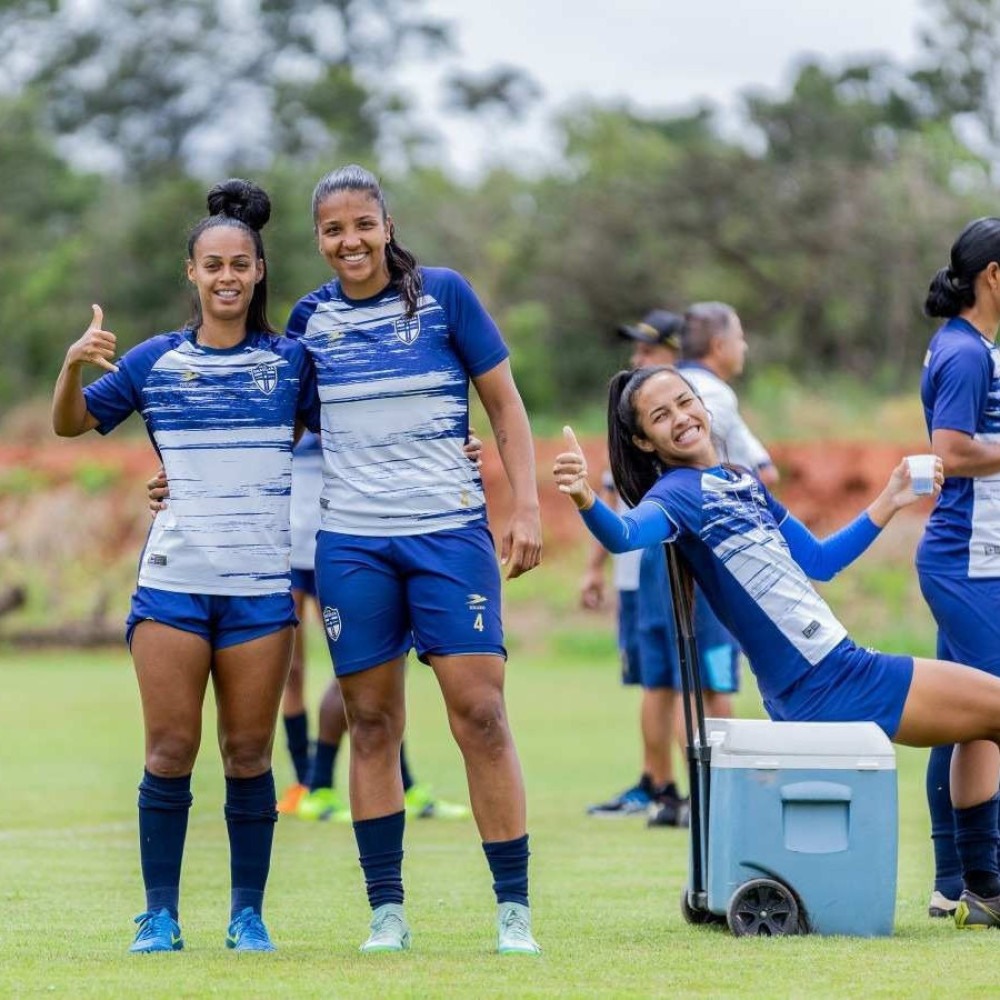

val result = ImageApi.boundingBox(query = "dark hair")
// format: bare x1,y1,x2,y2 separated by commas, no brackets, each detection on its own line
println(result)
310,163,423,317
608,365,702,608
606,366,676,507
925,217,1000,318
186,178,276,335
681,302,736,361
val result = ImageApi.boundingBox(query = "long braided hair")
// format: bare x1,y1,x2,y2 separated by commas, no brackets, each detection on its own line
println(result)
310,164,423,317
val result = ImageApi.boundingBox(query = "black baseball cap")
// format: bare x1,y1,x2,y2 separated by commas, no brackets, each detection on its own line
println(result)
617,309,683,349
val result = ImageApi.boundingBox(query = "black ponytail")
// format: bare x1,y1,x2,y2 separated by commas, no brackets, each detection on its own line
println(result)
925,217,1000,318
607,367,666,508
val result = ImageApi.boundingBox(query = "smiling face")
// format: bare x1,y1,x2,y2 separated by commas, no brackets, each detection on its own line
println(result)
315,189,391,299
631,370,716,468
186,225,262,327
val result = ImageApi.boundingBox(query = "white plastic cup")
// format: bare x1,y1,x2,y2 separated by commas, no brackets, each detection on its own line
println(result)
906,454,936,496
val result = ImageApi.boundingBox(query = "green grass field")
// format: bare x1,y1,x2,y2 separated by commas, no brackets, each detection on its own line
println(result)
2,553,998,999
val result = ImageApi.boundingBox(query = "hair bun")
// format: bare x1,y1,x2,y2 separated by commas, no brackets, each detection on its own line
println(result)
206,178,271,231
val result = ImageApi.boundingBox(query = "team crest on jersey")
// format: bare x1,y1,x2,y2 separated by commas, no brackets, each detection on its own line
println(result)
323,606,342,642
393,314,421,345
250,363,278,395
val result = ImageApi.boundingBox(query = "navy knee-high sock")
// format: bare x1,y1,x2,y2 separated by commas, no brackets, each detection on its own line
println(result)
308,739,339,791
283,712,311,786
225,770,278,918
483,834,530,906
926,745,962,899
137,769,193,919
354,811,405,909
955,793,1000,899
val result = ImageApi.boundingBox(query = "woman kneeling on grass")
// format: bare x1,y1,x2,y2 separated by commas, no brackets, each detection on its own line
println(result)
51,180,318,953
553,364,1000,931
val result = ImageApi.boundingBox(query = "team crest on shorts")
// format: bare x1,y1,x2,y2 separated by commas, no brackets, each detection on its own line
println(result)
393,314,421,345
250,363,278,395
323,605,342,642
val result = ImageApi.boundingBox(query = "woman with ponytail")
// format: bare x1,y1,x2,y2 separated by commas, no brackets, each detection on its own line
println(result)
53,179,319,954
555,362,1000,933
284,164,543,955
916,217,1000,922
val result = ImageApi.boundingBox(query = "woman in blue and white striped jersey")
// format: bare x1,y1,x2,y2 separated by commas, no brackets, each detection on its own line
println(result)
52,179,318,955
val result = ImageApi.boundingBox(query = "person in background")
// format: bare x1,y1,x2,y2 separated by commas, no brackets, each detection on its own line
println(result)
916,216,1000,922
581,310,688,827
677,302,778,721
52,179,317,954
278,429,470,824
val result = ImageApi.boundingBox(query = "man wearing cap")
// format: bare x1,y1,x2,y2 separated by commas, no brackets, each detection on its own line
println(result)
579,309,689,826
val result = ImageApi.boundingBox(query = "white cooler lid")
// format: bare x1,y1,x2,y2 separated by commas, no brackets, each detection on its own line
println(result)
706,718,896,771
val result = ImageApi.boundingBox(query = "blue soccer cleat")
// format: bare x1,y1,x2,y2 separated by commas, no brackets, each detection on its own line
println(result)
129,908,184,953
226,907,277,952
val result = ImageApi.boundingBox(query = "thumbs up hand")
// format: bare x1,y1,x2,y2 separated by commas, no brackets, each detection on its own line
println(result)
553,425,596,510
66,304,119,374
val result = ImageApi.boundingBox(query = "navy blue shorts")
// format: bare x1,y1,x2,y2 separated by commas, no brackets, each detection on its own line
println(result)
766,638,914,739
125,586,297,651
694,590,741,694
618,589,642,684
635,625,681,690
291,567,317,598
314,524,506,677
919,573,1000,677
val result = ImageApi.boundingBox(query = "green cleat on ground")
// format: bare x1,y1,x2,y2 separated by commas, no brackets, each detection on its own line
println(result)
359,903,411,953
404,783,470,819
955,889,1000,929
296,786,350,822
497,902,541,955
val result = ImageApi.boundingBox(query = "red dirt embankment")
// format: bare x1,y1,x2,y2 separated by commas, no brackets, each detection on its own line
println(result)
0,436,931,568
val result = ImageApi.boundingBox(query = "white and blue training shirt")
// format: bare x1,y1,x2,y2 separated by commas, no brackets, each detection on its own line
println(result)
287,267,508,536
84,329,318,596
918,316,1000,578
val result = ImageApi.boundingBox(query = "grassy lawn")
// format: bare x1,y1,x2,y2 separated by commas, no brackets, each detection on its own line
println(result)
0,550,994,999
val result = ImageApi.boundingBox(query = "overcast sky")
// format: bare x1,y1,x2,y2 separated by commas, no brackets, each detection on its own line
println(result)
397,0,928,175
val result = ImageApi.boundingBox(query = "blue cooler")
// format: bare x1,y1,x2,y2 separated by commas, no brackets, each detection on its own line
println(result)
703,718,897,936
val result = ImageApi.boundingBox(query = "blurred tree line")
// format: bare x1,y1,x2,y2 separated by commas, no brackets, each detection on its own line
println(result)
1,0,999,417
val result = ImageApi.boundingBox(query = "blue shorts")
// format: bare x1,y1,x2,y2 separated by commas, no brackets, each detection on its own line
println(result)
636,626,681,689
314,524,506,676
125,586,298,650
919,573,1000,677
620,590,680,689
618,589,642,684
291,567,317,598
694,589,741,694
765,638,914,739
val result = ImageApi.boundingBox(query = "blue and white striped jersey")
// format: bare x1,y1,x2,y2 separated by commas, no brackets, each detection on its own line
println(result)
286,267,509,536
918,317,1000,579
581,466,849,708
83,329,318,595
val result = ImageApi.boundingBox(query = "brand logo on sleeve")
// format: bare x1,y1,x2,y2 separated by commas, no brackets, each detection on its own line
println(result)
801,620,821,639
250,363,278,395
322,606,342,641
